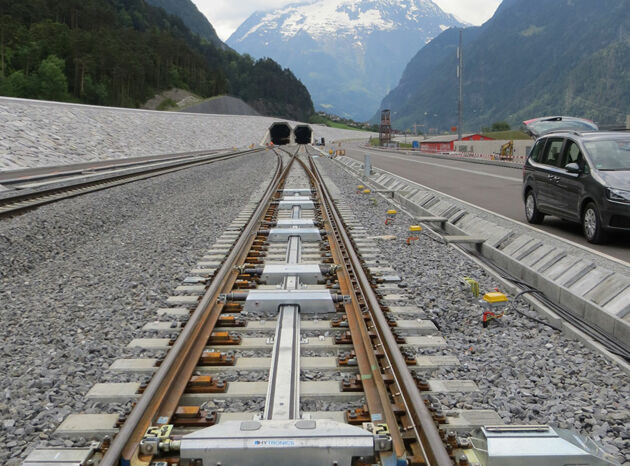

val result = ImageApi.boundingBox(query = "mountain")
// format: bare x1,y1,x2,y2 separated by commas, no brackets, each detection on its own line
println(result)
378,0,630,132
0,0,314,121
144,0,226,49
227,0,464,121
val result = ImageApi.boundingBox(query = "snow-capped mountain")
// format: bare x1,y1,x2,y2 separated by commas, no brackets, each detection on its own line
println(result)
227,0,464,120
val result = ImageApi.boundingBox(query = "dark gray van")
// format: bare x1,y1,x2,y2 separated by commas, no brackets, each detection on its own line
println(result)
522,117,630,243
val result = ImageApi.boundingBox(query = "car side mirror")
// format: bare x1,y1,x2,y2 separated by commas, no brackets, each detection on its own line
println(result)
565,162,581,174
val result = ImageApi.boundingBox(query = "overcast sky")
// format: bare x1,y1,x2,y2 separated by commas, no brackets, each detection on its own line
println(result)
193,0,503,41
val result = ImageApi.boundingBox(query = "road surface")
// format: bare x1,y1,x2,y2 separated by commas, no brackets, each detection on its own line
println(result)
343,142,630,264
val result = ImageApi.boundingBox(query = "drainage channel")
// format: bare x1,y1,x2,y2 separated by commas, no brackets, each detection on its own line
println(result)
23,148,618,466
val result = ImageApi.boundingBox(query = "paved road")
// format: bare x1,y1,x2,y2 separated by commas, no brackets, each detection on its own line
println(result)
343,142,630,264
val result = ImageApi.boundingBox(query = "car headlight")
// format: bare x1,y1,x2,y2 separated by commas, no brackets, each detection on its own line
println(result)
606,188,630,203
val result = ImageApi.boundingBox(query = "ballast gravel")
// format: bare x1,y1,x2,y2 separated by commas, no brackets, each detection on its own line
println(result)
316,156,630,465
0,151,276,463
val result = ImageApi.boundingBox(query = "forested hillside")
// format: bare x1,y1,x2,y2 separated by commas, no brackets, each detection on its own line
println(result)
0,0,314,121
144,0,225,49
378,0,630,131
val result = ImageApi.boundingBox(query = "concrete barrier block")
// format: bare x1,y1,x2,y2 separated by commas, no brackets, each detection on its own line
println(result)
613,318,630,345
514,241,544,261
431,201,455,216
422,196,440,209
584,275,630,307
583,303,617,338
535,251,566,273
456,214,481,231
520,245,556,268
442,206,461,219
557,262,596,288
602,286,630,319
501,235,535,256
558,286,587,319
542,256,582,281
449,210,467,225
569,268,615,298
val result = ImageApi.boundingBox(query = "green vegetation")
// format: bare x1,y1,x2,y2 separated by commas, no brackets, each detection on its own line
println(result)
310,112,378,132
0,0,314,120
156,98,177,111
144,0,224,47
482,121,511,132
481,130,530,140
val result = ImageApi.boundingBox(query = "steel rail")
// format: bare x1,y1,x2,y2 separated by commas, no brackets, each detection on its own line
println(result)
294,155,405,460
0,148,264,216
306,151,452,466
100,149,293,466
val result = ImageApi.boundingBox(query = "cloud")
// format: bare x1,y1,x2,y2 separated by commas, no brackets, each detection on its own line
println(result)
194,0,290,41
432,0,502,25
193,0,503,41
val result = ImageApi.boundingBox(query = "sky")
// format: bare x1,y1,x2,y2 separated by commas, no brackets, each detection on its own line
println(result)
193,0,503,41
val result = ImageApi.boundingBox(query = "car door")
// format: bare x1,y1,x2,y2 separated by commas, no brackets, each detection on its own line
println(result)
554,139,584,221
534,137,566,212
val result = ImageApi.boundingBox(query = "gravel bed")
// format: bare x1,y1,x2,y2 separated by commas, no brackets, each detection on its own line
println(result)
0,151,276,463
301,399,365,412
204,398,266,413
317,156,630,465
213,371,269,383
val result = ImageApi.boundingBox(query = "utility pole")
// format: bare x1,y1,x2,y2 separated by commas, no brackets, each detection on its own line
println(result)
457,29,463,142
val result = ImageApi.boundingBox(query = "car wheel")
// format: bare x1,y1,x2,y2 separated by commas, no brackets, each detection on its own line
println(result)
525,191,545,224
582,202,607,244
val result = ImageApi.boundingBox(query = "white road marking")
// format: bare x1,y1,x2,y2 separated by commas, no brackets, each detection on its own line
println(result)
362,150,522,182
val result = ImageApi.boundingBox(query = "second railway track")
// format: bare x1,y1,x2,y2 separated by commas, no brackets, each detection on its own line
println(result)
0,148,261,217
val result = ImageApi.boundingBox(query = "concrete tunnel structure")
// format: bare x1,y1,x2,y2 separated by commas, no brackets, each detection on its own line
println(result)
269,122,292,146
293,124,313,145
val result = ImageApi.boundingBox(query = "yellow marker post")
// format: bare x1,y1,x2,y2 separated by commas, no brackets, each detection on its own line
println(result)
385,209,397,225
407,225,422,244
482,291,508,327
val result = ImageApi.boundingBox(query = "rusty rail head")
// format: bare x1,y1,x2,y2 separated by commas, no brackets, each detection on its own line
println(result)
305,152,453,466
100,149,290,466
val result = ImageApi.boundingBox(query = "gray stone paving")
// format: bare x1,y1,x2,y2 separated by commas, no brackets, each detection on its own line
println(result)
0,97,373,170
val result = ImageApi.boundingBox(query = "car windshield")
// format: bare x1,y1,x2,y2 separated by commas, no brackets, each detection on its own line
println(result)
584,137,630,170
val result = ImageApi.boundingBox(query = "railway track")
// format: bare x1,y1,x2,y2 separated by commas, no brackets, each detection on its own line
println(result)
23,146,619,466
0,148,261,217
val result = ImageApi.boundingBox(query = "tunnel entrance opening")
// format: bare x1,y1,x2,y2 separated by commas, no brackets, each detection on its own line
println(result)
269,123,292,146
294,125,313,145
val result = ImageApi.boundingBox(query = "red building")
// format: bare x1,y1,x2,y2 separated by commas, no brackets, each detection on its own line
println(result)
420,133,493,153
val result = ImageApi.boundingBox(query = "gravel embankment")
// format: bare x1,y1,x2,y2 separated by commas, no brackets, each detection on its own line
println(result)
316,156,630,465
0,151,276,464
0,97,376,170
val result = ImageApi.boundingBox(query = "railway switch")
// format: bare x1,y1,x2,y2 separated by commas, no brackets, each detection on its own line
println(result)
178,419,382,466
